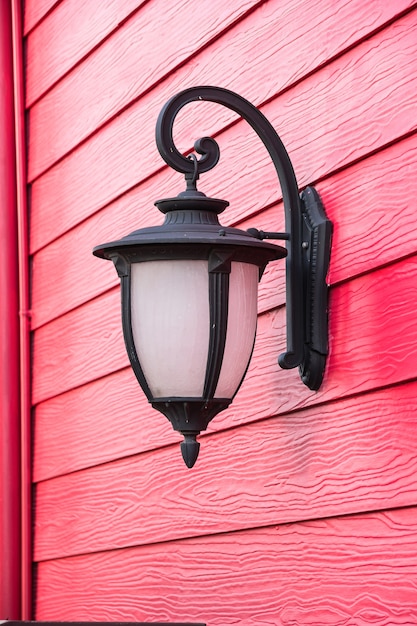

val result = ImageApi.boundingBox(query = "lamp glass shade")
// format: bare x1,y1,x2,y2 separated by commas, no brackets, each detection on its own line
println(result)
130,255,260,402
214,261,258,398
131,259,210,397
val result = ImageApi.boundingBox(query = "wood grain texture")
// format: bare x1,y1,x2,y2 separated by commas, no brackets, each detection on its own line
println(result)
33,367,178,482
27,0,262,177
34,380,417,560
31,133,417,329
29,9,417,253
27,0,415,180
26,0,146,105
35,508,417,624
24,0,60,35
32,286,128,405
32,251,417,407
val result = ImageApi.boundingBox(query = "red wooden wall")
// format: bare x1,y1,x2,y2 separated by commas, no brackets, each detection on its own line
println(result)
25,0,417,622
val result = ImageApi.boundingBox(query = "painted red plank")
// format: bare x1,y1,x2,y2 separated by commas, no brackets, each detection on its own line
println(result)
32,253,417,415
29,9,417,253
26,0,145,105
34,380,417,560
32,286,128,406
33,367,173,482
31,133,417,330
35,508,417,624
26,0,262,175
300,131,417,285
27,0,415,180
23,0,59,35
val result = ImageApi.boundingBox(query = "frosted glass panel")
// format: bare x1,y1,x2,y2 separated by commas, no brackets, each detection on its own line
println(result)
215,262,258,398
131,260,209,397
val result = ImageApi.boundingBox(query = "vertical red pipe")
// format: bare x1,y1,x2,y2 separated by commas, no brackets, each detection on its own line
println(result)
0,0,24,618
12,0,32,618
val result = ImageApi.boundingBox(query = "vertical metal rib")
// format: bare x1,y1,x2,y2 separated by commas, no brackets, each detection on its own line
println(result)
203,271,229,399
112,254,153,401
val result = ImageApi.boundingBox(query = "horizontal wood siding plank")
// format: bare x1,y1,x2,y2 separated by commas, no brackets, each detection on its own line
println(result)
27,0,262,177
29,9,417,253
24,0,60,34
27,0,415,180
35,508,417,624
32,287,128,406
31,132,417,329
34,381,417,560
33,368,175,482
32,253,417,406
26,0,146,104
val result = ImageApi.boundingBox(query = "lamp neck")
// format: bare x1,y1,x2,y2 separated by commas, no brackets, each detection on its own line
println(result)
154,192,229,225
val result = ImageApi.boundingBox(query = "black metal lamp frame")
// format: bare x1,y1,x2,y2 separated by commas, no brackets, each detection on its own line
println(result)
93,86,332,467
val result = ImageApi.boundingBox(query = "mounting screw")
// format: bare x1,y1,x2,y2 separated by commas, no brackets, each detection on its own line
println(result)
302,241,309,250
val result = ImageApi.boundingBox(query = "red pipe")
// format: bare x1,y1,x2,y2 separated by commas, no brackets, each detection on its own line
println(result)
0,0,30,618
0,0,22,617
12,0,32,618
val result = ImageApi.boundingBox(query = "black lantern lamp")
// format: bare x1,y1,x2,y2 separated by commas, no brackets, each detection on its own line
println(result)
93,87,332,468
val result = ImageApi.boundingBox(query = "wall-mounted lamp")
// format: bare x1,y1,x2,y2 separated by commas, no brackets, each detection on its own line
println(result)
93,87,332,468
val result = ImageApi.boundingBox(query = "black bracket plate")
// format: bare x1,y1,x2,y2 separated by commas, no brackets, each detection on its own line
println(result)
299,186,332,390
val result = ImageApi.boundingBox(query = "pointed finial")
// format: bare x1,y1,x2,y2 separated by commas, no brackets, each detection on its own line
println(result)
180,434,200,468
